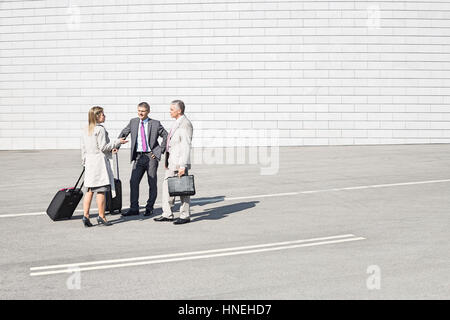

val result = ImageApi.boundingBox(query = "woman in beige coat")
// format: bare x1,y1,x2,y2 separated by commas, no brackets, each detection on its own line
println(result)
81,106,128,227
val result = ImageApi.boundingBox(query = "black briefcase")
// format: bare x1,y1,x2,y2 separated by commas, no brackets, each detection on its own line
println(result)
47,168,84,221
106,153,122,214
167,175,196,197
106,178,122,214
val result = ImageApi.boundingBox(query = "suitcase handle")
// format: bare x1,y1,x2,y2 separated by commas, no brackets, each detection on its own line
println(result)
74,167,85,190
114,152,119,179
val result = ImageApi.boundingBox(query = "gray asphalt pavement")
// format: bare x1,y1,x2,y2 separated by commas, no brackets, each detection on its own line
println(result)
0,144,449,299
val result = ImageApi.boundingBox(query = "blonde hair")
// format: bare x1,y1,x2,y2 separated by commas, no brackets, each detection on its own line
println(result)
88,106,104,135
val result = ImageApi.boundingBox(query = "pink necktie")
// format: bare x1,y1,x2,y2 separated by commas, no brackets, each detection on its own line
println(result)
140,121,147,152
166,127,174,152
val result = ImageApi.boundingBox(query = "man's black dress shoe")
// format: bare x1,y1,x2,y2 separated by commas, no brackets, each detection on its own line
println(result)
121,209,139,217
173,218,191,225
143,209,153,217
154,216,174,222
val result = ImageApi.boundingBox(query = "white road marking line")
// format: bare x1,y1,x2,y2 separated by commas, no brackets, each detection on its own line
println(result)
4,178,450,219
300,179,450,194
224,192,299,201
0,212,49,218
30,234,356,271
29,235,365,276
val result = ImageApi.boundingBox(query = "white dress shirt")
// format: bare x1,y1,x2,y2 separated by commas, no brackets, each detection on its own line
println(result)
137,118,150,152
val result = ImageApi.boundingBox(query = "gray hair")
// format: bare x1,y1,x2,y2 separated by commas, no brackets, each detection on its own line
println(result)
171,100,185,114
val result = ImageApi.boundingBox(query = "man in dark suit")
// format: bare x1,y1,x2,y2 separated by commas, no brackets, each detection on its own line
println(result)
118,102,168,216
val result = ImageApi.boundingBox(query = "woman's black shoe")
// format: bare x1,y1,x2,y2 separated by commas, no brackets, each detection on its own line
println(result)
82,216,93,228
97,216,112,226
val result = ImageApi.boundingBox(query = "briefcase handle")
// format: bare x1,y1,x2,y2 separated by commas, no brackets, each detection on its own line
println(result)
174,170,190,177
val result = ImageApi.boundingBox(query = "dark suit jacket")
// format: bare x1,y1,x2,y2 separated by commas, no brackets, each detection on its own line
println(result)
119,117,168,163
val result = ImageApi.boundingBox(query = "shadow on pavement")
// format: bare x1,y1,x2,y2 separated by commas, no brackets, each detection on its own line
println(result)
71,197,257,225
190,196,226,206
191,201,259,222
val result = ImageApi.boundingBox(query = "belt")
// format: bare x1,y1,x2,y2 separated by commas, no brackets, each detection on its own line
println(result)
136,151,151,155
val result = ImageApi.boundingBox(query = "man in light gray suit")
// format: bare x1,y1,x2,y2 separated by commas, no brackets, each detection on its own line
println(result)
118,102,168,217
154,100,193,225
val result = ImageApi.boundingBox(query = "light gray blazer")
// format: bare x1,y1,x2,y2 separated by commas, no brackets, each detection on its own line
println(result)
166,115,193,171
81,125,121,196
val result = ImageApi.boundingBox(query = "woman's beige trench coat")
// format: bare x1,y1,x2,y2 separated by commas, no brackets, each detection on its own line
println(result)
81,124,121,197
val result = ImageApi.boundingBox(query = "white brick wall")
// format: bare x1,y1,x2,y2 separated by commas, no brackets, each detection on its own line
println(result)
1,0,450,150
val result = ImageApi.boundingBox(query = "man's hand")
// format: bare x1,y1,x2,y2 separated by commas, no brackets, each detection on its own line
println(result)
178,167,185,177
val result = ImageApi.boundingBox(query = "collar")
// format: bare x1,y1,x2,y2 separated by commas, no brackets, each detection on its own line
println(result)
140,118,150,124
175,115,185,124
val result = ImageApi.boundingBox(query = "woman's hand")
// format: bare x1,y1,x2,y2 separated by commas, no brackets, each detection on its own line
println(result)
119,138,128,144
112,148,118,154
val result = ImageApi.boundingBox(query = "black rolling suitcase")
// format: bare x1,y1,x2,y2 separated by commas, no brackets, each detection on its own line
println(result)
47,168,84,221
106,153,122,214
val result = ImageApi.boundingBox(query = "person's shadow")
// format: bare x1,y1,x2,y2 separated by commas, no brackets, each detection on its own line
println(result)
191,201,259,222
190,196,226,206
162,196,258,222
73,196,258,225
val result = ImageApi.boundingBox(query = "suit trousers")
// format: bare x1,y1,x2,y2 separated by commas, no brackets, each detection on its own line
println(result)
161,168,191,219
130,153,158,211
